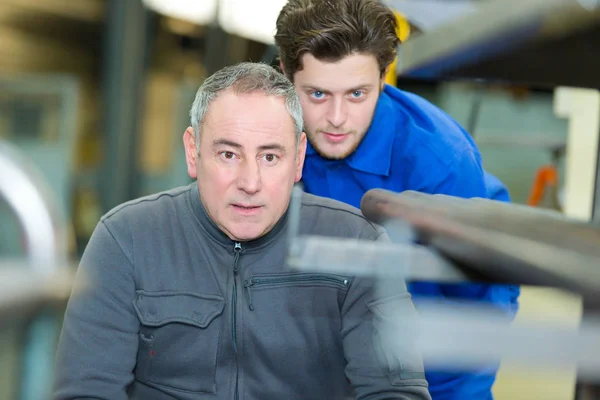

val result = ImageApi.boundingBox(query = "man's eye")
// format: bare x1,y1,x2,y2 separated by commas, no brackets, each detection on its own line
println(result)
351,90,364,98
311,91,325,99
262,154,278,163
220,151,236,159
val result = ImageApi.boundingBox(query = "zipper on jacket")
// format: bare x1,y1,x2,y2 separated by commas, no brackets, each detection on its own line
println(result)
243,279,255,311
232,242,242,400
243,274,350,311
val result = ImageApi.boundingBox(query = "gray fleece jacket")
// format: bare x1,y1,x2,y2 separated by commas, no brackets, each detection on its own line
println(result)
53,183,430,400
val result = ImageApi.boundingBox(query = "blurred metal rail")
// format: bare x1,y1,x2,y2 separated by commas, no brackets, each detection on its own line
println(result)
287,185,600,387
393,0,600,89
392,301,600,384
0,140,74,400
0,265,74,323
0,142,70,271
288,186,600,300
361,189,600,306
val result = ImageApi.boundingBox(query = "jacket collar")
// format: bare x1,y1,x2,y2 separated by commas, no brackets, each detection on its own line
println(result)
305,85,397,176
189,183,288,252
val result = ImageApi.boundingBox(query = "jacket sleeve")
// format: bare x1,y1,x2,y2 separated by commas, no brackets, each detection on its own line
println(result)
341,232,431,400
53,220,139,400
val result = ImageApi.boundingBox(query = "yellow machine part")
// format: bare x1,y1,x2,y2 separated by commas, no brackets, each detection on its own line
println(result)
385,11,411,86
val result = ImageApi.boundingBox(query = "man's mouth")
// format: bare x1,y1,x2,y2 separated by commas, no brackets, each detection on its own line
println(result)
232,203,261,209
231,204,263,214
321,131,349,143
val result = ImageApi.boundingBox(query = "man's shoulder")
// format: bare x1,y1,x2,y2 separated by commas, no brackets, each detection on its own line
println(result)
300,191,383,240
382,85,479,167
300,191,363,216
101,184,192,225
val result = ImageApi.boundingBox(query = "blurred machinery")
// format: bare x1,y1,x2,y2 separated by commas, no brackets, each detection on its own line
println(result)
2,0,600,399
393,0,600,89
0,141,74,400
0,74,80,231
288,185,600,400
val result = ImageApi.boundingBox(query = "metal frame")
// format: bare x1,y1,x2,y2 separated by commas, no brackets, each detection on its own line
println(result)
578,93,600,399
286,184,600,384
101,0,152,211
0,73,79,222
393,0,600,88
0,265,74,323
0,141,73,400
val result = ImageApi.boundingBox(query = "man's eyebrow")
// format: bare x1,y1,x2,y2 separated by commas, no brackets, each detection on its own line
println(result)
212,140,286,153
212,139,242,149
300,85,325,91
300,84,375,92
258,143,286,152
346,84,376,91
353,84,376,90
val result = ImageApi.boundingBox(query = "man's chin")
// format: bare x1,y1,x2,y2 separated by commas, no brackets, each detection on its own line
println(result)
227,225,268,242
307,133,361,160
311,142,356,160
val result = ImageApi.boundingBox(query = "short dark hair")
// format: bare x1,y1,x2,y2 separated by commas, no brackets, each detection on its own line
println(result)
275,0,399,79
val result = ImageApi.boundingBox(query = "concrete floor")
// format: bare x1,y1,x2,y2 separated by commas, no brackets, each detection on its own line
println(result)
493,287,583,400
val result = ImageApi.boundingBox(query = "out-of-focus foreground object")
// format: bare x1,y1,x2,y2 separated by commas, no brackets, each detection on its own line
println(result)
287,184,600,400
393,0,600,89
0,140,75,400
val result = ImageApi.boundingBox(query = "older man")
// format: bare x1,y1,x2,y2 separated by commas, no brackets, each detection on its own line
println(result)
53,62,430,400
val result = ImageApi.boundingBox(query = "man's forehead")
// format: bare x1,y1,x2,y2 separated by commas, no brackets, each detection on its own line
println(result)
204,119,295,140
295,53,380,89
204,91,289,122
203,112,295,149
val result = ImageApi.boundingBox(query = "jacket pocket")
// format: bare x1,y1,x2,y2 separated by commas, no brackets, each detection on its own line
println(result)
133,290,225,393
243,273,351,310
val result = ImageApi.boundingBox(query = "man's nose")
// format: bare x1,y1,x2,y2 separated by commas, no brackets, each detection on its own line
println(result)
326,98,348,128
236,159,261,194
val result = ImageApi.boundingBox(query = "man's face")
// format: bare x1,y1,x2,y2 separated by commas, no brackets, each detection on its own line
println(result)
291,53,384,160
184,90,307,242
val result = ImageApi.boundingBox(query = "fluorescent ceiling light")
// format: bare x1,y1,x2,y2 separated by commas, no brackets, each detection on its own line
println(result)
142,0,218,25
219,0,288,44
143,0,478,43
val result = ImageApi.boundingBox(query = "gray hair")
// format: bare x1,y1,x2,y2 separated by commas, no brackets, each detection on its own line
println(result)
189,62,303,152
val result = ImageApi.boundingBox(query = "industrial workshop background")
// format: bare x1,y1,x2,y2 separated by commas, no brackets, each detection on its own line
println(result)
1,0,599,399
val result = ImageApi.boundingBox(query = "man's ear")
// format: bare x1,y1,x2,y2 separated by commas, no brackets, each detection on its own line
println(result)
295,132,307,183
381,66,390,91
279,60,286,76
183,127,198,179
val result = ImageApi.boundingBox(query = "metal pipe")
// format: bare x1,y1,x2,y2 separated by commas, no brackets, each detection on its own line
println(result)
0,265,74,322
389,300,600,383
0,141,69,271
362,189,600,254
285,186,472,282
361,189,600,305
0,140,72,400
286,235,472,283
